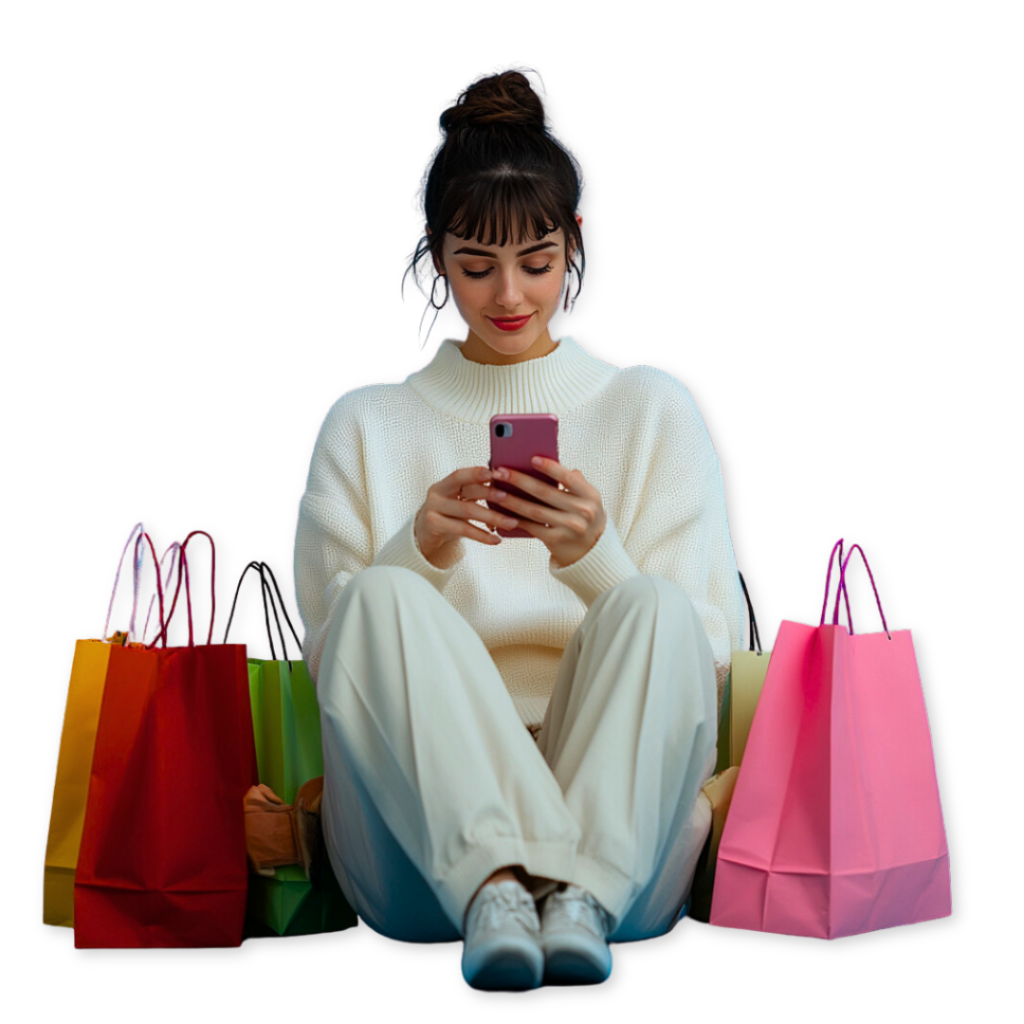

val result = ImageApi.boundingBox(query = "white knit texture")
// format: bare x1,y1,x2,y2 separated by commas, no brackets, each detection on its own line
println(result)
294,336,745,730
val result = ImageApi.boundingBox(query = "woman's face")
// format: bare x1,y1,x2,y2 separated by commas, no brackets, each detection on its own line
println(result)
430,213,582,363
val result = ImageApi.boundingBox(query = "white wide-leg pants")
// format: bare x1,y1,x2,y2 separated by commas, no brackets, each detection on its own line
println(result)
316,564,717,944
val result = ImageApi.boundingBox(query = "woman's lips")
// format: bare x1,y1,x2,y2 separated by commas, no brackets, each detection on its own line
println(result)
489,314,532,332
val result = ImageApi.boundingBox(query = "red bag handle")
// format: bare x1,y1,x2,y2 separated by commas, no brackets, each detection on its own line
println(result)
146,530,216,649
101,526,175,646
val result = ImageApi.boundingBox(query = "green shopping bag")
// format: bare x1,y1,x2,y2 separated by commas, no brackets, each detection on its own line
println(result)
224,561,357,938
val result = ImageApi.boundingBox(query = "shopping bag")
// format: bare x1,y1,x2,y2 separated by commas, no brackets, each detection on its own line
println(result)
44,524,147,927
720,565,847,770
717,566,830,769
74,530,260,948
225,561,357,937
695,574,771,920
710,540,952,938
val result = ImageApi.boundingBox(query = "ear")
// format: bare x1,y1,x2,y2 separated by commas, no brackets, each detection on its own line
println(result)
567,213,583,261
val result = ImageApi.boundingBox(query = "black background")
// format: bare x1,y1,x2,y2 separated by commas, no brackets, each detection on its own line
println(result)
29,41,966,1007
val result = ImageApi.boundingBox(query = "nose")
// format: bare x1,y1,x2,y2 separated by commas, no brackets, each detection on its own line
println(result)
494,268,525,309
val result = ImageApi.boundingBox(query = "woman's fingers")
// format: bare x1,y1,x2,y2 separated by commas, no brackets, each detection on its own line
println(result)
445,465,493,497
442,495,516,528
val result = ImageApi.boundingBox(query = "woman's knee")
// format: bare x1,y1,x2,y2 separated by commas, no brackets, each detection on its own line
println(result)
592,573,700,630
643,573,702,621
322,565,427,654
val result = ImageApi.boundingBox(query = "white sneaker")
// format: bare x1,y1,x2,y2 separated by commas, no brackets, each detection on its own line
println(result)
540,883,614,985
461,879,544,991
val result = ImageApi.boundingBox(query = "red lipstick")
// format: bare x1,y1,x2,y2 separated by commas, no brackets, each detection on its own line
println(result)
489,314,532,332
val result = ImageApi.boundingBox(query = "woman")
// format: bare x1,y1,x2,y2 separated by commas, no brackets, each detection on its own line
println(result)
294,68,744,991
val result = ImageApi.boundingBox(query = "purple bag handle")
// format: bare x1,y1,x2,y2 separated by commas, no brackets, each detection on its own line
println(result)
148,528,216,647
820,538,854,631
139,532,169,647
837,543,892,640
102,523,146,642
121,536,169,647
140,540,184,643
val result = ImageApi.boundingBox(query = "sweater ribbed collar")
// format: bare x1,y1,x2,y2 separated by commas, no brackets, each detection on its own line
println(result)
405,335,619,424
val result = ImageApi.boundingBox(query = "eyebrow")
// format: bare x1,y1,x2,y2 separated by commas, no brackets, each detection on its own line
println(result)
452,241,558,257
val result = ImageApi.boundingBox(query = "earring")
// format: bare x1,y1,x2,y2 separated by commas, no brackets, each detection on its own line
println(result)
429,273,449,311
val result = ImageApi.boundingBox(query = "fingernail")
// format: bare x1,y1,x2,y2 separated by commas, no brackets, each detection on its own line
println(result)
502,517,518,527
494,467,509,479
493,489,507,499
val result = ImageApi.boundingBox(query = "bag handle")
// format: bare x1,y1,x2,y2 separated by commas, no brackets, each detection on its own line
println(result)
141,542,181,645
223,561,303,667
223,561,280,655
140,532,169,643
258,563,303,665
146,530,216,649
837,543,892,640
741,569,765,655
820,538,854,631
102,523,146,642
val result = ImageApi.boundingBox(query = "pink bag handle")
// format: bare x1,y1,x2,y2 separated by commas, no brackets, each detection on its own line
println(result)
820,538,854,631
141,542,181,645
146,530,216,649
102,523,146,642
837,543,892,640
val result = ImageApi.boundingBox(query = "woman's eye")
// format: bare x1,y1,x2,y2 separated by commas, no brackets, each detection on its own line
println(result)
461,264,554,280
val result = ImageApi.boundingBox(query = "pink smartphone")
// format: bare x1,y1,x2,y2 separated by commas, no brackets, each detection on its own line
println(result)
487,413,559,539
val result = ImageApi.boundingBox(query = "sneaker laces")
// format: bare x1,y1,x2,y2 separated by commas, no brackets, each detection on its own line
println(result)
471,880,540,937
545,884,613,938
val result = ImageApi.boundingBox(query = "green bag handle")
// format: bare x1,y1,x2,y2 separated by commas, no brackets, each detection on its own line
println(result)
224,561,303,667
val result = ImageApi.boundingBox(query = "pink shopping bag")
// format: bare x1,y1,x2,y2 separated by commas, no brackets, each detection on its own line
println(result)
710,539,951,938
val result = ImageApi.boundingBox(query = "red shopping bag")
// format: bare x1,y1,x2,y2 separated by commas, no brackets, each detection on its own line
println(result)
710,539,951,938
74,530,260,948
44,523,152,928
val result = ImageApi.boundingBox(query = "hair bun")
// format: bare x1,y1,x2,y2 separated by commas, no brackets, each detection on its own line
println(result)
440,69,546,135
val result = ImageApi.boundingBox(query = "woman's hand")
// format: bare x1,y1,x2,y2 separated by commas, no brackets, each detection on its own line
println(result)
490,456,607,569
414,466,521,567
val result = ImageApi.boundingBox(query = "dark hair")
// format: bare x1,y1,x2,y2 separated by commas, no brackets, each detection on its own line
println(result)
403,67,586,347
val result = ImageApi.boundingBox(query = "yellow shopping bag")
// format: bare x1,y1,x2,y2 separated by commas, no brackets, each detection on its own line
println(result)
716,572,771,773
42,525,178,927
724,651,770,770
44,639,116,927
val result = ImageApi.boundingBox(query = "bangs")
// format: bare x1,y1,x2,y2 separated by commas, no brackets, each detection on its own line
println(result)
445,174,562,247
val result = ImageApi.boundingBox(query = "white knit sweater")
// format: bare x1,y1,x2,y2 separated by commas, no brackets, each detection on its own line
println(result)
294,336,745,731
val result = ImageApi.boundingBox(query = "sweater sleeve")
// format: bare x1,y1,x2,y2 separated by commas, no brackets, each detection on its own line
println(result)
293,396,462,687
549,376,744,705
